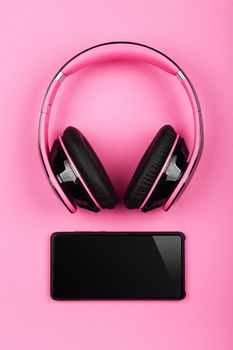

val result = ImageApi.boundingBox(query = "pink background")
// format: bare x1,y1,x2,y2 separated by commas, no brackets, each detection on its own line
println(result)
0,1,233,349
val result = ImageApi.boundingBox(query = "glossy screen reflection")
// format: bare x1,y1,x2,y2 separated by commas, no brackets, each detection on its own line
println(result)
51,232,185,300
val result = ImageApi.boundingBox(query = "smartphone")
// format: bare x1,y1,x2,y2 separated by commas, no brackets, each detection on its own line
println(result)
51,232,185,300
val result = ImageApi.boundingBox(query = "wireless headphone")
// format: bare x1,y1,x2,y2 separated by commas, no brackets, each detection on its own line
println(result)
39,41,203,213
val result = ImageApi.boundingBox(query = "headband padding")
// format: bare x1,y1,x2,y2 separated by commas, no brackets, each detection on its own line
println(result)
62,127,117,209
124,125,176,209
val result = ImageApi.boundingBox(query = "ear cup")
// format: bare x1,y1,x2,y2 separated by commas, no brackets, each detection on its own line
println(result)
62,127,118,209
124,125,177,209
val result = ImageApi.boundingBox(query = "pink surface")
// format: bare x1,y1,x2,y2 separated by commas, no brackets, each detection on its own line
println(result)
0,0,233,349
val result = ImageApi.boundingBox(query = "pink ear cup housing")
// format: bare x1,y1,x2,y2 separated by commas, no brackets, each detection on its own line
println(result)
49,127,118,213
124,125,189,212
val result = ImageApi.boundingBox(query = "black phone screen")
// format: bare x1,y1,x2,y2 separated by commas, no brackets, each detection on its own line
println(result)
51,232,185,300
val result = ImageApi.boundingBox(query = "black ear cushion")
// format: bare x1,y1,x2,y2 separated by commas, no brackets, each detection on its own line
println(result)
124,125,177,209
62,127,118,209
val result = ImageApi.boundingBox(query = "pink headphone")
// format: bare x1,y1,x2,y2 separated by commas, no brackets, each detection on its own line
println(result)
39,41,203,213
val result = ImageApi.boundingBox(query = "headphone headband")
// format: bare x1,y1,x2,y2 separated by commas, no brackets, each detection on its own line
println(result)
39,41,203,211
